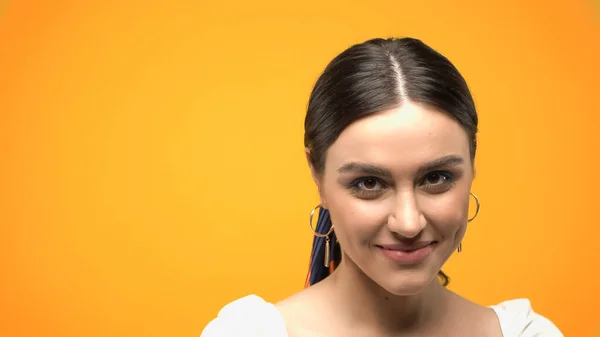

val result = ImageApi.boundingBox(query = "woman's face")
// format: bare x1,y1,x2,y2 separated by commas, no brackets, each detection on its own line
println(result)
310,102,474,296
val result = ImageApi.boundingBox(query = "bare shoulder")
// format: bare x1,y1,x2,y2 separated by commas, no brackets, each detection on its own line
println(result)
452,293,564,337
275,286,332,337
448,292,504,337
275,287,323,317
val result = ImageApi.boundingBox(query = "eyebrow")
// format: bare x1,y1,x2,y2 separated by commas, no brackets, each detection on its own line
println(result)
337,162,393,178
337,155,465,177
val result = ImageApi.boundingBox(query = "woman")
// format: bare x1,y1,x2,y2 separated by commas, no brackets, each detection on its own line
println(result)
201,37,563,337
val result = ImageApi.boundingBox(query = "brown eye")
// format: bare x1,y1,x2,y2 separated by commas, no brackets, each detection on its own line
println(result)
420,171,456,194
360,178,379,190
425,172,445,185
348,177,388,199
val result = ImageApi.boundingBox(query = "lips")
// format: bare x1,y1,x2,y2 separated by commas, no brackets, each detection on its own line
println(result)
376,241,437,265
376,241,436,251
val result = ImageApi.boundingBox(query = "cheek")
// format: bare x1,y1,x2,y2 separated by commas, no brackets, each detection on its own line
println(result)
421,191,470,233
323,186,389,247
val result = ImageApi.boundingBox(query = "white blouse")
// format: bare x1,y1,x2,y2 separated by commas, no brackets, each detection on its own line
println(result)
201,294,564,337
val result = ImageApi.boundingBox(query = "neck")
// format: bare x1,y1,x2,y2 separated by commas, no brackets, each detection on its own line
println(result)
322,256,450,334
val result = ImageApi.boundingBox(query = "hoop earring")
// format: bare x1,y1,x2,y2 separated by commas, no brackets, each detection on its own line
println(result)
468,192,480,222
458,193,481,253
309,204,334,267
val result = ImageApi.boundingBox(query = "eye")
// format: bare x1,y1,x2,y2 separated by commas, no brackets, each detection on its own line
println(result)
358,178,380,190
424,172,446,185
420,171,455,193
348,177,387,199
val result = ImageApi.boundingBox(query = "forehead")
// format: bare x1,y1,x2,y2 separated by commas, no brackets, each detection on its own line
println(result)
325,102,470,171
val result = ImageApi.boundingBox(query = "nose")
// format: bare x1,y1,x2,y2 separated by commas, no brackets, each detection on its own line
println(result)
386,191,426,238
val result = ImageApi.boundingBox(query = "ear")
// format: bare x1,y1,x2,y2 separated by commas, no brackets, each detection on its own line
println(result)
305,148,327,208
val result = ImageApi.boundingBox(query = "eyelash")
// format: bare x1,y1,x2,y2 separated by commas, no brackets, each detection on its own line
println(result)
347,171,456,198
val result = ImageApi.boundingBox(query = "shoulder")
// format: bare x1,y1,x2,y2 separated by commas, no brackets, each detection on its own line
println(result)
200,294,287,337
490,298,563,337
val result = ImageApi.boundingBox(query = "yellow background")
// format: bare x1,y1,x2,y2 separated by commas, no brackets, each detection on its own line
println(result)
1,1,598,336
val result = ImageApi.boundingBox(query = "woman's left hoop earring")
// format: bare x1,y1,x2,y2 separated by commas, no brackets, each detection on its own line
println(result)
458,192,481,253
468,192,480,223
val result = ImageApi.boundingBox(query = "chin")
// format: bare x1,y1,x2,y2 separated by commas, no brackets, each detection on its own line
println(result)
377,270,439,297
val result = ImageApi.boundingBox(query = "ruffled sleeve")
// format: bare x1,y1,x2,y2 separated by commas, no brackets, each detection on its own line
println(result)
200,295,288,337
491,299,564,337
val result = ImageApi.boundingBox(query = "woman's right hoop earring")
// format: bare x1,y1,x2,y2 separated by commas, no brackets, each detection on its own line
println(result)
309,204,334,267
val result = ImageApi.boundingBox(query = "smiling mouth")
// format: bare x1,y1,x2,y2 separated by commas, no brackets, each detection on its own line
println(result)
375,242,437,264
379,246,425,252
376,241,436,251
